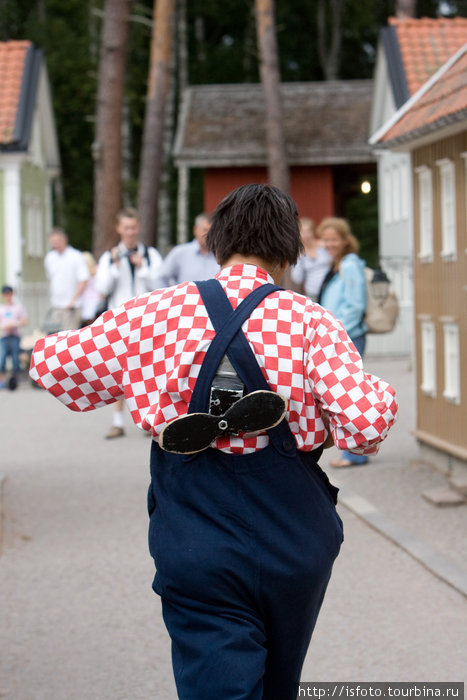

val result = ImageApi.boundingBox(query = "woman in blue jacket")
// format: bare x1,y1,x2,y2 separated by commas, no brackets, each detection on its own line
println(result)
318,217,368,468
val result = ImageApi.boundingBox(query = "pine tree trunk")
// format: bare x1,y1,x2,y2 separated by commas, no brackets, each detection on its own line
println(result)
317,0,344,81
254,0,290,195
176,0,190,245
395,0,416,18
92,0,131,258
137,0,176,248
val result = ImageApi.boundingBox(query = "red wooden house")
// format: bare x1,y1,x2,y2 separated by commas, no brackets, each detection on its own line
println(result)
173,80,375,240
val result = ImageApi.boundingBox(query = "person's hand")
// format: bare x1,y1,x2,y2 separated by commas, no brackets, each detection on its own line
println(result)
110,246,120,264
320,411,334,449
2,320,16,331
129,251,143,268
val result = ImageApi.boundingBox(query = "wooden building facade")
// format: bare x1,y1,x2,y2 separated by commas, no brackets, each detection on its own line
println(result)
374,43,467,474
412,131,467,469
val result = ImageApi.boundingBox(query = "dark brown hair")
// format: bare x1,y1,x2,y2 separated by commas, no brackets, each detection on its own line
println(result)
206,184,302,266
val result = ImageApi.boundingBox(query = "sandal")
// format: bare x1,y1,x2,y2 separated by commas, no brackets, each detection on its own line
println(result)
329,457,368,468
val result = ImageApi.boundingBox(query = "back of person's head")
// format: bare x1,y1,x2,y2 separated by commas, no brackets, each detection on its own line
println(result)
317,217,359,256
207,184,302,266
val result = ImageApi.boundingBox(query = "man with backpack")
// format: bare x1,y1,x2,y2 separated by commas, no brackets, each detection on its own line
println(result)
95,207,163,438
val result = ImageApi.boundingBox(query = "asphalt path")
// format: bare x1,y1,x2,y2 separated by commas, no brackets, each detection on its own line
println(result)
0,362,465,699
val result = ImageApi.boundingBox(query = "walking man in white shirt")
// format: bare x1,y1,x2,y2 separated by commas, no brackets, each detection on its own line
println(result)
96,207,163,439
153,213,218,287
44,228,90,331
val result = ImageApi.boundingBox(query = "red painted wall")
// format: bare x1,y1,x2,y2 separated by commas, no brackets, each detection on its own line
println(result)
204,166,334,225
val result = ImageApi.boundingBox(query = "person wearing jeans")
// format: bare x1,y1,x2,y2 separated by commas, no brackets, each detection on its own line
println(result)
318,217,369,468
0,285,28,389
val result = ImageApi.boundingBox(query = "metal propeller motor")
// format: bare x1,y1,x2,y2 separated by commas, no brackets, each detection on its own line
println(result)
159,355,287,454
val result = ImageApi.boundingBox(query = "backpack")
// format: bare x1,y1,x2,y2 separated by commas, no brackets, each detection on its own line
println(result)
364,266,399,334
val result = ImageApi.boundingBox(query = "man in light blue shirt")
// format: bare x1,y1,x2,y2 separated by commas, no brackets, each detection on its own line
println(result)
154,213,219,287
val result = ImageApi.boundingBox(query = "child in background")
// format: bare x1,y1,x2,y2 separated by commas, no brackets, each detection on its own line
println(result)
80,252,103,326
0,285,28,389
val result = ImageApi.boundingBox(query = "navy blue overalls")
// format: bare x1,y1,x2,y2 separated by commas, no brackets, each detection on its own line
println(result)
148,280,343,700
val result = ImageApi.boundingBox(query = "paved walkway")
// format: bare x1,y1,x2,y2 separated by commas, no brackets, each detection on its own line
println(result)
0,357,466,699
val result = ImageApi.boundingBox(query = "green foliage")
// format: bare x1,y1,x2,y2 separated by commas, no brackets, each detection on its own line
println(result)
3,0,466,253
344,174,379,269
125,1,153,198
187,1,256,84
0,0,98,250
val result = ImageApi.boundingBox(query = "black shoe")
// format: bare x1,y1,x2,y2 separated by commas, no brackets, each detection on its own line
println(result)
7,374,18,391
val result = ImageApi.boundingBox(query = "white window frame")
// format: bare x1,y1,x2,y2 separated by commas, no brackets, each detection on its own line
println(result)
25,196,43,258
442,320,461,404
461,152,467,255
383,166,392,224
415,166,433,262
436,158,457,261
420,319,436,397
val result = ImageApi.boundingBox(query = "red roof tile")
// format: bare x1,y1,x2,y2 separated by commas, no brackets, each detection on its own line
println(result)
382,43,467,144
389,16,467,94
0,40,31,145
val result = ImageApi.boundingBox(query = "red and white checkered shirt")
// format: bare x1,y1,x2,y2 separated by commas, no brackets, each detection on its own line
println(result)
30,264,397,455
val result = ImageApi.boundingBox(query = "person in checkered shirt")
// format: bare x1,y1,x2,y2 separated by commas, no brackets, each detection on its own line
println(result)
30,184,397,699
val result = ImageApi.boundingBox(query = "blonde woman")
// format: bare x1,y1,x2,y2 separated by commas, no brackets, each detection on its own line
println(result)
318,217,368,467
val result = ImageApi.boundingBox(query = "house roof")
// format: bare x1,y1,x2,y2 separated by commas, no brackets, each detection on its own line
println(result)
0,40,42,150
372,42,467,148
174,81,375,168
381,16,467,108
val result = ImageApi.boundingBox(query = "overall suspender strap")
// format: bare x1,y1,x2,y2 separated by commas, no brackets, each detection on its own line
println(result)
190,280,277,413
192,279,297,455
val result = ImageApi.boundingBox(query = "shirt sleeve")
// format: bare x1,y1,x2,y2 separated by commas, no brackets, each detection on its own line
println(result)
95,251,117,297
17,303,28,326
152,248,178,288
306,308,398,455
29,301,136,412
290,257,305,286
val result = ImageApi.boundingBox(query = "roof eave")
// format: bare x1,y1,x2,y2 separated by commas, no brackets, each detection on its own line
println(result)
175,151,376,169
381,25,410,107
13,45,42,149
378,112,467,151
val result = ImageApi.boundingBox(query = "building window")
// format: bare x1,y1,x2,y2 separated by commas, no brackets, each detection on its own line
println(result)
420,319,436,396
383,161,409,224
25,197,43,258
442,321,461,404
437,158,457,261
415,166,433,262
